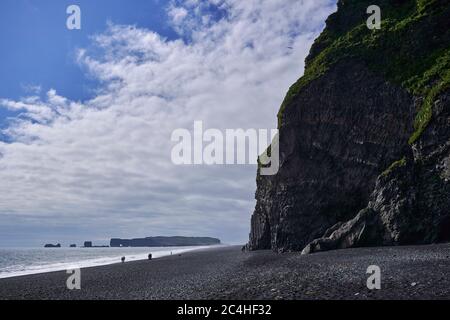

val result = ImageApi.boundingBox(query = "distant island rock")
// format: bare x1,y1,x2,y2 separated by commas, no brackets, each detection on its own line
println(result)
44,243,61,248
83,241,109,248
110,236,221,247
84,241,92,247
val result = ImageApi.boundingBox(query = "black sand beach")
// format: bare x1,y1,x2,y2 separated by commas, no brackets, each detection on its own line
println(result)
1,244,450,300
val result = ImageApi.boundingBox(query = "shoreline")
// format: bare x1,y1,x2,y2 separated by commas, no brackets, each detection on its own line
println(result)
0,245,226,280
1,244,450,300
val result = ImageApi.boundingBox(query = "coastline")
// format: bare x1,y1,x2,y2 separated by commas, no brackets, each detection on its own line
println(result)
0,245,225,280
1,244,450,300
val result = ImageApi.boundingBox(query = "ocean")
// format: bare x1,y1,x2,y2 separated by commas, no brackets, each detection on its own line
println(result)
0,246,217,279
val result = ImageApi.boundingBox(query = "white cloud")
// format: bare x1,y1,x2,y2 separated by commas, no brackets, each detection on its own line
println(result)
168,5,188,26
0,0,336,245
21,84,42,95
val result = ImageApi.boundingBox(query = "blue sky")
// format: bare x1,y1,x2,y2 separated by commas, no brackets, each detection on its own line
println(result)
0,0,336,247
0,0,178,100
0,0,183,137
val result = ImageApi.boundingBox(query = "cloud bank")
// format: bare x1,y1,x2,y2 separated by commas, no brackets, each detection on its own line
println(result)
0,0,336,245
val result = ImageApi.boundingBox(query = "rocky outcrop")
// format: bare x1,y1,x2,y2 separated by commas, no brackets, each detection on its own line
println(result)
110,236,221,247
303,92,450,254
247,60,416,252
247,0,450,253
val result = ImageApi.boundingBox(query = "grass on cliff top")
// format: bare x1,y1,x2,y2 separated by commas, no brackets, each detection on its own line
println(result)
381,156,407,177
278,0,450,145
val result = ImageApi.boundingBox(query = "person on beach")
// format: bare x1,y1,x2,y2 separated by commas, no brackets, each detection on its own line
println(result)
121,256,125,263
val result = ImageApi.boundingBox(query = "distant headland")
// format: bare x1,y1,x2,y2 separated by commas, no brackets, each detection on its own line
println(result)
110,236,221,247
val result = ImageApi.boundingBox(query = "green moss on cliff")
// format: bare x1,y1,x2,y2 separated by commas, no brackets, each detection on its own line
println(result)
409,51,450,143
278,0,450,143
381,157,407,177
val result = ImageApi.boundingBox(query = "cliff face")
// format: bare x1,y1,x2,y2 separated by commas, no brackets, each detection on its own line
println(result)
247,0,450,253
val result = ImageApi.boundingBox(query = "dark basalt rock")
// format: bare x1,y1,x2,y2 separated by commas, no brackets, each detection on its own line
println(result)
302,92,450,254
247,60,416,252
246,0,450,253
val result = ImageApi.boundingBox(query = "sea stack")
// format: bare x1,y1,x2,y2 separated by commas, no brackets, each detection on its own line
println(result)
84,241,92,248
